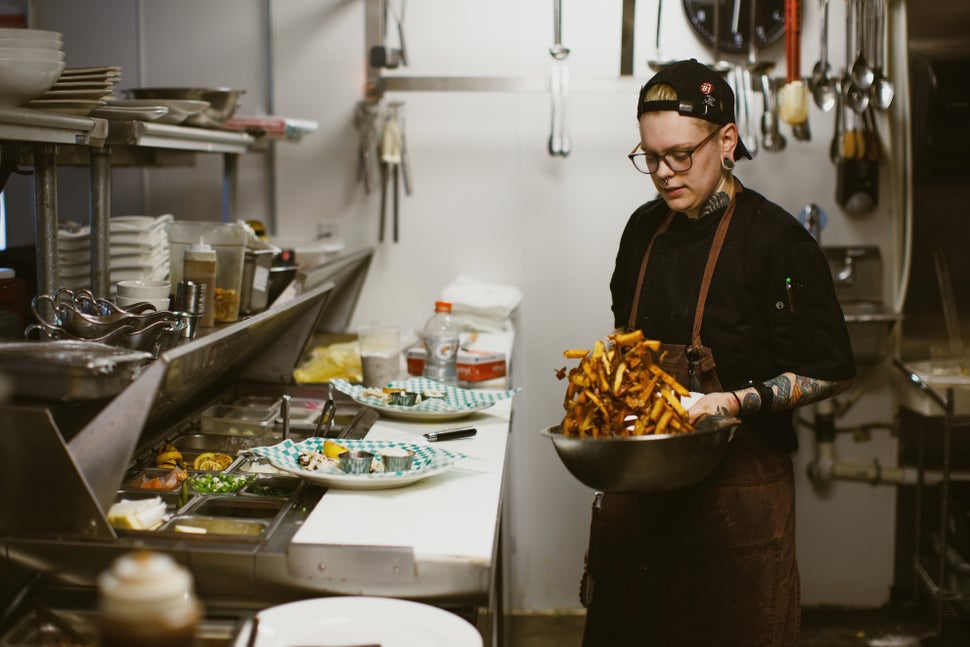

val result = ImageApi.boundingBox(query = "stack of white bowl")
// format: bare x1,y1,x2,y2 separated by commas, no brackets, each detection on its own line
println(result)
0,28,65,108
57,214,173,292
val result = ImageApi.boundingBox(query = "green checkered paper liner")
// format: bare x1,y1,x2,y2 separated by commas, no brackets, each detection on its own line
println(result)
248,437,462,477
332,377,520,413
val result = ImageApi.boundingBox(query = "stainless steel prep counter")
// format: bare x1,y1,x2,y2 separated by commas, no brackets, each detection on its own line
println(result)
0,279,514,646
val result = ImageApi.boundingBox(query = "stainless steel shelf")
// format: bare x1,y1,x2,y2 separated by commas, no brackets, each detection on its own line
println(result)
1,108,257,299
0,106,107,146
106,120,253,153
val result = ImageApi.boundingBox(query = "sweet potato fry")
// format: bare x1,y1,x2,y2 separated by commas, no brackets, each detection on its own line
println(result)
556,331,694,437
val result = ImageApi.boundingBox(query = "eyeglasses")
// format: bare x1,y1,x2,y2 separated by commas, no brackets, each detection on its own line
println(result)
628,125,724,175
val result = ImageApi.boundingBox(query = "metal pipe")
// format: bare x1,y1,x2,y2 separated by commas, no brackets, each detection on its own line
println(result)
89,147,111,298
32,143,58,295
808,438,970,487
222,153,239,223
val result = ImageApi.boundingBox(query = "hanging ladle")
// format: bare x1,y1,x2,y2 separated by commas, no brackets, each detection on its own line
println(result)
811,0,837,111
547,0,571,157
647,0,675,71
869,0,894,110
842,0,869,114
848,0,874,91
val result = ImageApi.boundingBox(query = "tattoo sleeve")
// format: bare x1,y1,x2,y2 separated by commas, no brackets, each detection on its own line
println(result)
763,373,846,411
735,373,849,415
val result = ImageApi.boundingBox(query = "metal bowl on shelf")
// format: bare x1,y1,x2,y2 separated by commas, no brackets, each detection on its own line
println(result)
124,87,244,128
541,415,740,493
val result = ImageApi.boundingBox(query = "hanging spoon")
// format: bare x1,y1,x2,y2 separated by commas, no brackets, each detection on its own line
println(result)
812,0,837,111
869,0,894,109
848,0,874,90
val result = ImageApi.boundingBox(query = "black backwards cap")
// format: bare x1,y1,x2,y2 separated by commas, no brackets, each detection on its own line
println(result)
637,58,752,161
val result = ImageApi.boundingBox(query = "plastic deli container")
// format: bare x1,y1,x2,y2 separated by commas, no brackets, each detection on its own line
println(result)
167,221,247,323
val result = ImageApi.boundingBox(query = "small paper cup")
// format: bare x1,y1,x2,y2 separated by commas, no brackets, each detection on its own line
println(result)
380,448,415,472
338,450,374,474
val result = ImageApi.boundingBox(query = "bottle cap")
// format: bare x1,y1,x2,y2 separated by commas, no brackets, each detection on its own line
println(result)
435,300,452,313
188,237,214,253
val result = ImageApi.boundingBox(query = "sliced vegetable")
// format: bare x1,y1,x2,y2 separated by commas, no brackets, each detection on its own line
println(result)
187,473,253,493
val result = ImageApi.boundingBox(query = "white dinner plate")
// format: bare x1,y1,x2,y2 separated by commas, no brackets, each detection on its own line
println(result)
330,377,519,423
234,596,483,647
248,438,461,491
357,398,494,421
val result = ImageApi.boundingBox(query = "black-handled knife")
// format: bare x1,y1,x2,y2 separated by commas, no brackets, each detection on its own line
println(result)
424,427,477,442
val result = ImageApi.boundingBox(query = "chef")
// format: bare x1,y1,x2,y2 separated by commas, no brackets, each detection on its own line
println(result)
581,59,856,646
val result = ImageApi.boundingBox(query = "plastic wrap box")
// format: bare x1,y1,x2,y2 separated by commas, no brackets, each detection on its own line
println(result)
406,348,507,382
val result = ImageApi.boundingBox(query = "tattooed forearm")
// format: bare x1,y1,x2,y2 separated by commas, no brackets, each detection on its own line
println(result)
740,373,851,413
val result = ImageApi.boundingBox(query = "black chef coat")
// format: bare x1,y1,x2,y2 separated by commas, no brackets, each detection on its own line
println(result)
610,186,856,452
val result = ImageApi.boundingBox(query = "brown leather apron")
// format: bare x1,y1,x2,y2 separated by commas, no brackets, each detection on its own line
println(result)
582,190,800,647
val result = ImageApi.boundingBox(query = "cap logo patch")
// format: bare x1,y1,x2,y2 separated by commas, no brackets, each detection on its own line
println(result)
699,81,714,95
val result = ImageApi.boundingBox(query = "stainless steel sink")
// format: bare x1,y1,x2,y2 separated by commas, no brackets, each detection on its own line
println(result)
895,357,970,416
841,301,902,364
823,246,902,364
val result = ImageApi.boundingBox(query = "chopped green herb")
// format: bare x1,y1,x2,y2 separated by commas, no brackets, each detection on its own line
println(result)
188,473,253,493
247,485,290,498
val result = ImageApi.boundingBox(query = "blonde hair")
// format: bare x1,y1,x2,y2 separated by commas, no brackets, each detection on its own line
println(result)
643,83,677,102
639,83,716,134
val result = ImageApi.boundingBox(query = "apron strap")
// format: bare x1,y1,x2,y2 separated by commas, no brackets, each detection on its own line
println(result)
690,185,740,345
626,210,675,330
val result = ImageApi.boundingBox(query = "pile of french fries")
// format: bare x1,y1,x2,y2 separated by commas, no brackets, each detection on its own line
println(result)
556,329,694,437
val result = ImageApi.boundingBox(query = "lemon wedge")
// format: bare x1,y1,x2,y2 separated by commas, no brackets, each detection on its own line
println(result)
323,439,349,459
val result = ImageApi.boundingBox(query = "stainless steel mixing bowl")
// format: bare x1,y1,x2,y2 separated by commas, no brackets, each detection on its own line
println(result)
541,415,740,493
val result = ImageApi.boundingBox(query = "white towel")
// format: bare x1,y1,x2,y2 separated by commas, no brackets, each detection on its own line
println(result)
440,275,522,320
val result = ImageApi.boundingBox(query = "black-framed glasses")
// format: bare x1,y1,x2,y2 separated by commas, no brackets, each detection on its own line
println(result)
628,125,725,175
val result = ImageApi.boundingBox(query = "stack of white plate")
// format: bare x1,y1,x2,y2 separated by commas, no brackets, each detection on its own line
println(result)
28,65,121,115
57,214,173,291
0,28,66,107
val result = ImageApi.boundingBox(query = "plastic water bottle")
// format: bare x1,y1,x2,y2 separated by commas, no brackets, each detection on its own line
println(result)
422,300,460,385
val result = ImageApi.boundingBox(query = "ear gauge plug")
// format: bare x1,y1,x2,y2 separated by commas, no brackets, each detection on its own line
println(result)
722,157,735,171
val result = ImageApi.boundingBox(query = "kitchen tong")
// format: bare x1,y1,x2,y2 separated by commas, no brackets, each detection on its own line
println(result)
548,0,571,157
379,101,412,243
354,102,381,194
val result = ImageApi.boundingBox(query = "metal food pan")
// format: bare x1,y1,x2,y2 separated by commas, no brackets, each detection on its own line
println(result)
0,340,152,400
239,474,302,498
232,456,290,476
199,403,280,435
186,495,286,520
0,608,239,646
0,609,97,646
168,433,277,453
124,468,186,491
234,394,281,409
112,489,187,512
162,514,269,538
